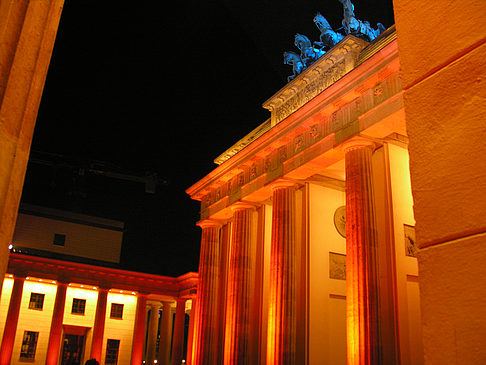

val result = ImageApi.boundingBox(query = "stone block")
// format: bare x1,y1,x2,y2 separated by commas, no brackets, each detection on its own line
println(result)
405,41,486,248
418,233,486,364
393,0,486,89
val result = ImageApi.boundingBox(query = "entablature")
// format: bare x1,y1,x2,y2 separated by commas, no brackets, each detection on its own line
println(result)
186,28,404,221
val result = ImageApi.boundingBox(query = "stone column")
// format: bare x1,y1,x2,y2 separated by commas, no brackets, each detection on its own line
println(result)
344,143,382,365
224,203,255,365
46,281,68,365
186,298,196,365
90,288,109,362
266,181,298,365
158,301,173,365
192,220,222,365
0,0,65,291
0,275,25,365
131,293,148,365
146,303,160,364
171,299,187,365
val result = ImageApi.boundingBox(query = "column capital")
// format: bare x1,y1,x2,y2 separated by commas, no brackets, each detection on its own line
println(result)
342,136,379,152
268,178,300,191
230,201,258,212
196,219,225,229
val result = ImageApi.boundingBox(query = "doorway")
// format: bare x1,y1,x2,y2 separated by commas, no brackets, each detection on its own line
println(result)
61,334,85,365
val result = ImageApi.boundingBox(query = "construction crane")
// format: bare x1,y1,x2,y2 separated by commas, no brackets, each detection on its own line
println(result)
28,150,167,194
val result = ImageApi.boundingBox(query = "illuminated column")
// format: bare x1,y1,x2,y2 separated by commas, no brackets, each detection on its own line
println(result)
171,299,187,365
224,203,255,365
90,287,109,362
186,298,196,365
131,293,148,365
46,281,68,365
192,220,222,365
146,303,161,364
158,301,173,365
0,0,64,285
345,143,382,365
0,275,25,365
267,181,298,365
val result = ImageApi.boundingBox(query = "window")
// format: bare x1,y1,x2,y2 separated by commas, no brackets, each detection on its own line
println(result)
71,298,86,315
53,233,66,246
105,339,120,364
110,303,124,319
20,331,39,360
28,293,45,310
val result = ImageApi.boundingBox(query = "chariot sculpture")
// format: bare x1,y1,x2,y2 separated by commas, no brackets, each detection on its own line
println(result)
284,0,385,82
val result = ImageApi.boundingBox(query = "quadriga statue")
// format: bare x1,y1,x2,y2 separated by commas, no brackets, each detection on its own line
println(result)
339,0,385,41
283,51,305,82
294,33,326,67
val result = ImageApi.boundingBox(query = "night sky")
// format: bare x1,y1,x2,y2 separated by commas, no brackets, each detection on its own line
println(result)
20,0,395,277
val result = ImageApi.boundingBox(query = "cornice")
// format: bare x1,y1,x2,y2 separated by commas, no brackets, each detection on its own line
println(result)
187,35,401,220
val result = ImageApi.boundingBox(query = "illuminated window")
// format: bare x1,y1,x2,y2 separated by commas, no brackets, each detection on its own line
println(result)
72,298,86,315
110,303,124,319
20,331,38,360
105,339,120,364
53,233,66,246
28,293,45,310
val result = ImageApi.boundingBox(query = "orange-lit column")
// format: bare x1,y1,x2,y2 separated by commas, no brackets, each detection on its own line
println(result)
90,287,109,362
46,281,68,365
171,299,187,365
0,275,25,365
267,181,298,365
192,220,222,365
224,203,255,365
131,293,148,365
158,301,173,365
345,143,382,365
186,298,196,365
146,303,160,364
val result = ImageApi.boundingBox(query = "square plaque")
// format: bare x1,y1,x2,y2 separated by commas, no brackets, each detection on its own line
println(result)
329,252,346,280
404,224,417,257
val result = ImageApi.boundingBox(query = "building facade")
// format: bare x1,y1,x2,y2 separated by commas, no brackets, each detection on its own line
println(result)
0,206,197,365
187,27,423,365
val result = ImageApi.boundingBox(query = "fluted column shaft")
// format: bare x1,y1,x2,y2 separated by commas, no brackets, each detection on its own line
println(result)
267,182,297,365
192,221,221,365
224,204,254,365
171,299,187,365
46,282,68,365
345,144,382,365
131,293,148,365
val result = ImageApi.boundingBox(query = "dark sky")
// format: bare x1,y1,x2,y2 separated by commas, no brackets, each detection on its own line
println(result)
20,0,395,277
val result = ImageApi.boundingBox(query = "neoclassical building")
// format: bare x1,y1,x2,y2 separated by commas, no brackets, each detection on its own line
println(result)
187,26,422,364
0,205,197,365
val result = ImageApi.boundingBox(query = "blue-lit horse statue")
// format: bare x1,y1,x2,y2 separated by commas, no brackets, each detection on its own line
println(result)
283,51,305,82
313,12,344,50
339,0,385,41
294,33,326,67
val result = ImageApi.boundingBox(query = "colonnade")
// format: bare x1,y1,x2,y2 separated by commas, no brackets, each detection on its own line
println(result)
144,299,191,365
191,143,385,365
0,277,193,365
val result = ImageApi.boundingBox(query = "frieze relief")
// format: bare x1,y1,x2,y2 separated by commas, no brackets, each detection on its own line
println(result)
200,71,401,212
264,36,369,127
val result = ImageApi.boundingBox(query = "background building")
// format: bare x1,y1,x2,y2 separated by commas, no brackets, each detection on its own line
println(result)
0,205,197,365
